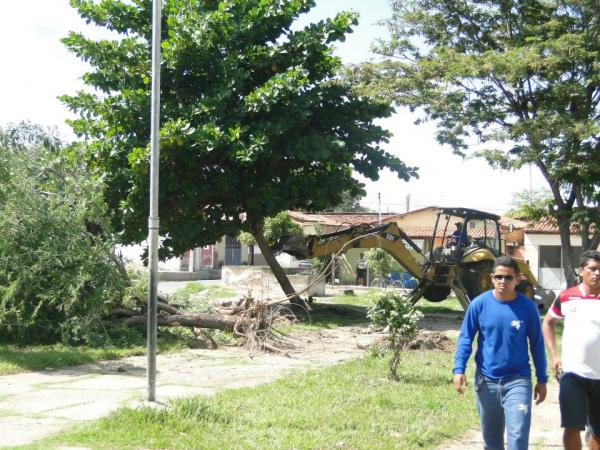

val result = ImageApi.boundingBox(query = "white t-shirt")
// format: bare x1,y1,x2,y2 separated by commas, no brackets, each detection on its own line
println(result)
549,284,600,380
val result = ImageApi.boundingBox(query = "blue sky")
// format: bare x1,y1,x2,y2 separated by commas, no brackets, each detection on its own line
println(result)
0,0,547,214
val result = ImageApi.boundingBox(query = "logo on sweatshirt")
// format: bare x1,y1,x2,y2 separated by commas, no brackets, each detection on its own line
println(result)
511,320,523,330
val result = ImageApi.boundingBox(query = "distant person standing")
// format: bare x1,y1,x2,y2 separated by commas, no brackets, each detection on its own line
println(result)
453,256,547,450
542,250,600,450
356,253,367,286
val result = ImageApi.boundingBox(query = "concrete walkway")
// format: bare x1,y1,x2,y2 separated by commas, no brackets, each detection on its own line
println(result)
0,326,379,448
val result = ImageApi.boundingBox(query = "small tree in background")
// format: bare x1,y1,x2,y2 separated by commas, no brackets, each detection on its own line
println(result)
365,248,393,280
368,290,422,380
506,188,553,221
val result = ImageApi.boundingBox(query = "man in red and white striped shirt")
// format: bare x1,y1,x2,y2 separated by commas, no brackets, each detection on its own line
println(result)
543,250,600,450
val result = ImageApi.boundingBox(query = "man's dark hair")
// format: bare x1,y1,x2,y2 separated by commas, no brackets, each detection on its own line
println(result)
579,250,600,268
492,256,519,273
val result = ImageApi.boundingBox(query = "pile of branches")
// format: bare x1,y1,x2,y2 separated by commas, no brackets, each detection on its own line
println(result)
113,291,298,355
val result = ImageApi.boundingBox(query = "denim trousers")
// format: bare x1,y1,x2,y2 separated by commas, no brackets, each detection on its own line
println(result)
474,371,533,450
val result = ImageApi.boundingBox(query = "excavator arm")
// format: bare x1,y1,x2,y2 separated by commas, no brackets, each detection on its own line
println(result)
275,223,426,280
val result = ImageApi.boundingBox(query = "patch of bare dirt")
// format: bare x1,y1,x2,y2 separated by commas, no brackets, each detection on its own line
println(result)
407,330,455,352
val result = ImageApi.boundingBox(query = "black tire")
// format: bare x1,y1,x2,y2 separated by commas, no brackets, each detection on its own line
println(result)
423,284,452,302
462,261,493,300
516,279,535,300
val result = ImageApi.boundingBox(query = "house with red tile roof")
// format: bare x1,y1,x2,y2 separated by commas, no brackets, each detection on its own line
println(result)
523,216,599,290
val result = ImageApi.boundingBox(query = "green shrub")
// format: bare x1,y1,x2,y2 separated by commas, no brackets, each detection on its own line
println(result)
368,290,423,380
0,123,127,345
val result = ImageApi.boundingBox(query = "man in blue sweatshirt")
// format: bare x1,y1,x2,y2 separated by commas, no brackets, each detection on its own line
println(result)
453,256,548,450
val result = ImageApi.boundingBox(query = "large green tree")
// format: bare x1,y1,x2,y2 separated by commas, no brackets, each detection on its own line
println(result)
352,0,600,285
62,0,415,300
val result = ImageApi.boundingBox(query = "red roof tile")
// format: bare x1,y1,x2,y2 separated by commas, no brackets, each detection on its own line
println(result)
526,216,597,234
287,211,398,227
499,216,530,230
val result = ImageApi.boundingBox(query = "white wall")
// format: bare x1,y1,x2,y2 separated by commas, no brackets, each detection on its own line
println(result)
524,233,584,290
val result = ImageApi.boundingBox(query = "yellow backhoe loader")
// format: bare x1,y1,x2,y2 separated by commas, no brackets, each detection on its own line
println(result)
274,207,554,311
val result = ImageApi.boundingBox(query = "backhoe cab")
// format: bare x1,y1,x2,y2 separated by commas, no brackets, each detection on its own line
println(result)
274,207,554,311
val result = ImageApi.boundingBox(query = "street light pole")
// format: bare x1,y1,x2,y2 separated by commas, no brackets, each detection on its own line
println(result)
147,0,162,402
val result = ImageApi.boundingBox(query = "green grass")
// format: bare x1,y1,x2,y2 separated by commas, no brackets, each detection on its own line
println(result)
320,290,463,312
0,328,194,376
17,351,479,450
415,296,464,314
174,282,238,301
294,303,369,329
323,290,375,306
0,344,146,375
296,291,464,331
0,288,461,375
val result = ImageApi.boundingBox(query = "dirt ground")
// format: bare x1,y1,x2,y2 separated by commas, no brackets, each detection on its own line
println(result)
0,285,566,449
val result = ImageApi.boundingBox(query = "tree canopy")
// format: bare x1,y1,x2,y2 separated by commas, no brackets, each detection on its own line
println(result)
62,0,416,260
506,188,553,220
352,0,600,284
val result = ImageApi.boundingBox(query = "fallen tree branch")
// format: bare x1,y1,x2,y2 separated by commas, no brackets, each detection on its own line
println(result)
125,313,238,331
113,300,180,317
157,301,179,315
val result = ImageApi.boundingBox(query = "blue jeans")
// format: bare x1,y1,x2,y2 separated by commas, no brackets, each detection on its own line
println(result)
475,371,533,450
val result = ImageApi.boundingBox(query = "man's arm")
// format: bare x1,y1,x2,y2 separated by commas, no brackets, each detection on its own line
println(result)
542,313,562,380
527,304,548,404
528,304,548,383
452,302,479,394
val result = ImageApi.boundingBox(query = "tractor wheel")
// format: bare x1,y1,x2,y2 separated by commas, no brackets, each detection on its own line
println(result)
516,279,535,300
462,261,493,300
423,285,452,302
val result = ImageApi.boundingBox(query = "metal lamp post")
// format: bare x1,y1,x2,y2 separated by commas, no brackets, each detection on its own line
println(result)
147,0,162,402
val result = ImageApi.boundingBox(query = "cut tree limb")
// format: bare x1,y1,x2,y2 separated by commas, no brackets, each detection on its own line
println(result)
125,313,238,331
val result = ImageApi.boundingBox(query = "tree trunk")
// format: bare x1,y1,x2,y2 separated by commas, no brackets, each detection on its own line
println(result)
533,153,580,288
557,215,578,287
589,232,600,252
126,313,238,331
581,220,600,252
252,221,307,308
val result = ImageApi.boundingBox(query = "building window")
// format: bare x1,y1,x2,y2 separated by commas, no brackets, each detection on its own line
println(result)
538,245,583,290
539,246,561,268
540,245,583,268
